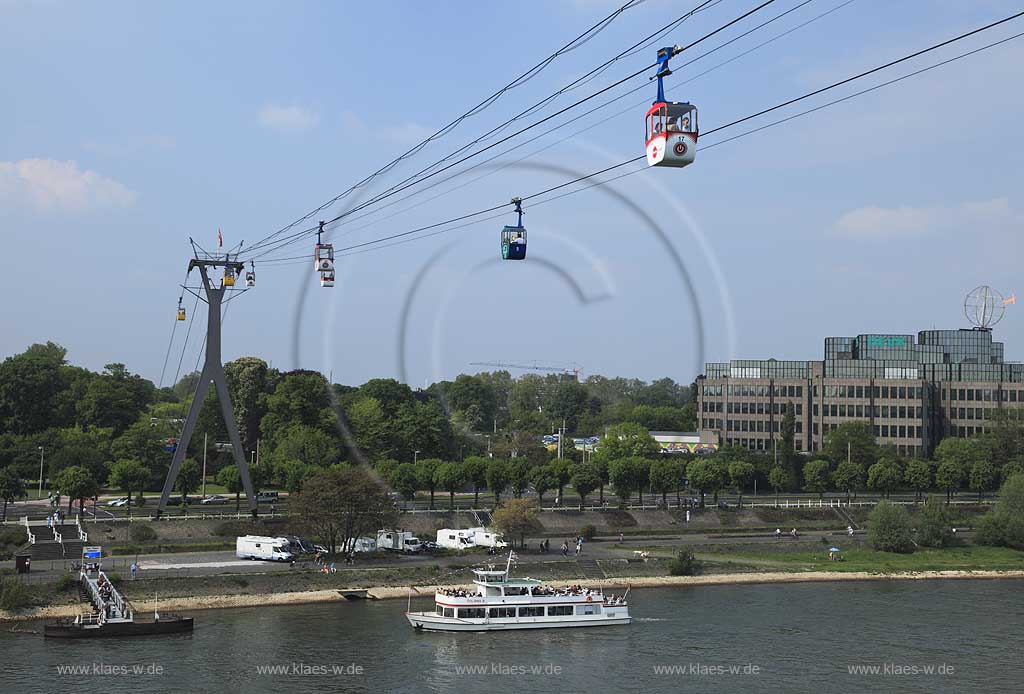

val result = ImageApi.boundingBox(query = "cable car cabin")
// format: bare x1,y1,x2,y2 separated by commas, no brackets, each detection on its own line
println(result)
245,271,256,288
177,307,186,321
320,271,335,288
314,243,335,274
501,226,527,260
222,267,236,287
645,102,698,168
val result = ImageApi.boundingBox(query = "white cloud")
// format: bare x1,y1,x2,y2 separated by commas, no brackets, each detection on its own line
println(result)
338,110,435,146
832,197,1022,240
258,104,319,132
0,159,137,213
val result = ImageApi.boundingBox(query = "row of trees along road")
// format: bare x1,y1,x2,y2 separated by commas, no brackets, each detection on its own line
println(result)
0,343,696,514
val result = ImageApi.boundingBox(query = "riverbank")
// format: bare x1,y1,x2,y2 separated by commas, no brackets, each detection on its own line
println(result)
4,569,1024,623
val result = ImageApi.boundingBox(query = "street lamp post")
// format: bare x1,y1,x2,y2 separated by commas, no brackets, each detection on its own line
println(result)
414,450,420,465
37,446,45,499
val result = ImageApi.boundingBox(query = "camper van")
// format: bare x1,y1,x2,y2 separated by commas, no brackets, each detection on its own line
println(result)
436,528,476,550
435,527,508,550
342,537,377,554
236,535,294,562
376,530,422,553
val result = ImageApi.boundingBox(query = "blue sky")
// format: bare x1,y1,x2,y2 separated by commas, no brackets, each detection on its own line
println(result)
2,0,1023,388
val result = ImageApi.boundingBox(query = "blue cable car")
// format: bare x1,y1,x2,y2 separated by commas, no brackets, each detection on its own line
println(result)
646,46,698,168
501,197,527,261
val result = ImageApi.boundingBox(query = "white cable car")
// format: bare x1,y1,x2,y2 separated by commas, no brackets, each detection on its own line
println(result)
314,220,335,274
645,46,698,168
245,262,256,288
320,271,335,288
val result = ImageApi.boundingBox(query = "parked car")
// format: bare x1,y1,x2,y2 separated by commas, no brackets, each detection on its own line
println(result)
255,491,280,503
106,497,129,507
420,541,442,551
200,494,227,505
313,544,328,554
717,500,733,509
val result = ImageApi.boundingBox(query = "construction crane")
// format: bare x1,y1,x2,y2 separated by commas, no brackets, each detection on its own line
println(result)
470,360,582,382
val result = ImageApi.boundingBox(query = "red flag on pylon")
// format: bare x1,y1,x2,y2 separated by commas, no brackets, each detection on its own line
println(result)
218,228,223,248
1004,294,1016,306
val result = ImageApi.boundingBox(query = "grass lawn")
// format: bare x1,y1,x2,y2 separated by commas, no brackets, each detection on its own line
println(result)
705,545,1024,574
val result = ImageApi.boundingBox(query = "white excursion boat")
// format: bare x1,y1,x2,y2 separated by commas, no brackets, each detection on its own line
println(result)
405,552,630,632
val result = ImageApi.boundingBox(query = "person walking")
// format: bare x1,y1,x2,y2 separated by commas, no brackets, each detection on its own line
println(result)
561,541,568,556
619,532,624,544
130,562,138,580
774,528,781,540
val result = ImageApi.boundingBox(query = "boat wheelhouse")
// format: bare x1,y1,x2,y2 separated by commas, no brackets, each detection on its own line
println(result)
405,552,630,632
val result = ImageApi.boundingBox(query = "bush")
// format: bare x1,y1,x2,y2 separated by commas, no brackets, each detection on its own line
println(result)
975,474,1024,550
129,524,158,543
579,524,597,542
668,548,701,576
0,577,36,611
916,497,953,548
867,501,915,554
56,573,76,592
213,521,255,537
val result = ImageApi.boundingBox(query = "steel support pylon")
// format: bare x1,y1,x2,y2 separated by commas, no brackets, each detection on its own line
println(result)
157,261,256,518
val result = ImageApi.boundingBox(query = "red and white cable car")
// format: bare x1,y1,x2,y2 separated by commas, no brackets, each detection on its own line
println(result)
645,46,698,168
320,271,335,288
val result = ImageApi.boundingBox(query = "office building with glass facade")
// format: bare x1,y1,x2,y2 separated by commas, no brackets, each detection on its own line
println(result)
696,328,1024,457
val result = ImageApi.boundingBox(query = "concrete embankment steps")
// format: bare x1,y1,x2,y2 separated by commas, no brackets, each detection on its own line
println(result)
576,559,607,580
15,523,86,561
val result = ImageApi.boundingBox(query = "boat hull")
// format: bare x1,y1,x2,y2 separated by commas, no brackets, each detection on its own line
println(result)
406,611,631,632
44,616,194,639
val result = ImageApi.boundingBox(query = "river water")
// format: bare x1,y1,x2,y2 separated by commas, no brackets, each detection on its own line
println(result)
2,579,1020,693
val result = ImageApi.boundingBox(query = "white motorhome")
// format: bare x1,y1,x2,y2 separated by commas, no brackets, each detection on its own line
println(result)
236,535,294,562
342,537,378,553
377,530,422,553
436,528,476,550
467,527,508,549
436,527,508,550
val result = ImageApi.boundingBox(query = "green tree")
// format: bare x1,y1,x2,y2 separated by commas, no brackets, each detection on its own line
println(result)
935,437,976,503
831,461,865,503
935,457,968,504
904,458,933,502
391,462,419,503
434,461,466,512
279,460,316,495
867,457,902,498
530,466,557,505
415,458,442,509
595,422,660,462
768,466,788,506
215,465,242,511
824,421,879,469
570,463,601,509
463,456,489,507
507,459,532,498
969,458,998,500
650,458,682,507
728,460,755,507
866,500,914,553
291,467,395,553
491,498,542,549
346,396,391,461
0,469,26,522
608,458,637,507
267,424,341,471
485,459,510,506
54,465,99,517
803,459,831,499
176,459,201,506
686,458,725,509
107,459,150,518
916,496,953,548
549,459,573,502
975,473,1024,549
